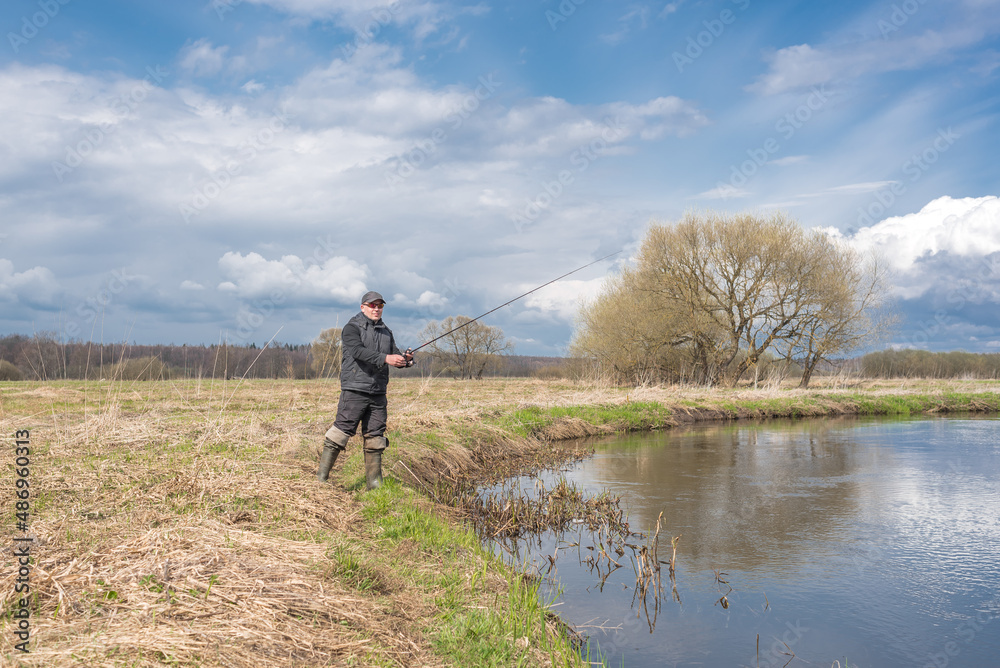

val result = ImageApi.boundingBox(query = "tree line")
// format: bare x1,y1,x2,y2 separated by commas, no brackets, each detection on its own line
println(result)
860,349,1000,379
2,334,995,384
0,334,314,381
0,329,544,381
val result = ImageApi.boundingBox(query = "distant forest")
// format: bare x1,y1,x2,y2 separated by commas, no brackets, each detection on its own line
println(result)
2,333,1000,382
0,334,564,381
859,348,1000,379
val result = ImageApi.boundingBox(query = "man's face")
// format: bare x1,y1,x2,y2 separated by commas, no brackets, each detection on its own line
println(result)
361,301,385,321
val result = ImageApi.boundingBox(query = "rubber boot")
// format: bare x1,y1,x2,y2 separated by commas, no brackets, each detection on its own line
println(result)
318,426,351,482
317,444,341,482
364,450,383,490
363,436,387,490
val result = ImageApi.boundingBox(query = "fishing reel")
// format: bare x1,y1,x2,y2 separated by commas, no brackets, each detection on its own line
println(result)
403,348,415,367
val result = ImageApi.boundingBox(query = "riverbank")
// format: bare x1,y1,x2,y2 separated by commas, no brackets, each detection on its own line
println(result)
1,377,998,666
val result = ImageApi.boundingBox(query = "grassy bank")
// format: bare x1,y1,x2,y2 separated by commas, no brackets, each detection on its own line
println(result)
1,377,998,666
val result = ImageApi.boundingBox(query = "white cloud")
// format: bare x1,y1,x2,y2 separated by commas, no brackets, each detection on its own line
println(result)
179,39,230,77
523,278,607,322
697,185,750,200
770,155,808,166
391,290,448,310
244,0,389,19
819,181,899,195
242,0,483,45
0,51,703,348
971,49,1000,76
217,251,369,303
658,1,686,18
0,51,707,237
241,79,266,94
0,259,60,307
748,25,993,95
492,95,708,159
845,195,1000,298
600,7,651,45
607,96,710,140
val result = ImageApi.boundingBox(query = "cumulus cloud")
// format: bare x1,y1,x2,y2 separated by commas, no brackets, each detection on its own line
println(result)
522,278,607,323
0,259,61,308
217,251,369,304
0,47,703,349
836,196,1000,350
823,196,1000,351
848,196,1000,277
391,290,449,311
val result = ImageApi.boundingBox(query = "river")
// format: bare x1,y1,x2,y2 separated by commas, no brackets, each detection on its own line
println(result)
490,415,1000,668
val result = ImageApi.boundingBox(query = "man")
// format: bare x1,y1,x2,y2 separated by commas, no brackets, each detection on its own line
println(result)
318,291,413,489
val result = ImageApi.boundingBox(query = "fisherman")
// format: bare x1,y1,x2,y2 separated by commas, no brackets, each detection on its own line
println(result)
317,291,413,489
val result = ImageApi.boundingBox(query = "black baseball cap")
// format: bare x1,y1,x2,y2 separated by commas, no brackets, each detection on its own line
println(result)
361,291,385,304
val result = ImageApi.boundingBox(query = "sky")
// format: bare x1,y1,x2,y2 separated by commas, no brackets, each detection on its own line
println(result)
0,0,998,356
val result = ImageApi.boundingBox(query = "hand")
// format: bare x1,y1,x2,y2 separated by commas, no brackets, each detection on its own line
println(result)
386,354,408,368
403,349,414,367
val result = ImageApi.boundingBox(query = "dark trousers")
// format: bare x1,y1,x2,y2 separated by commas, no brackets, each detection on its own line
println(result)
333,390,388,443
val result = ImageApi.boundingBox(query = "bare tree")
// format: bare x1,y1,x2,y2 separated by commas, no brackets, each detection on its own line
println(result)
572,271,713,383
310,327,342,379
419,316,513,379
633,211,829,385
780,241,896,388
572,210,894,387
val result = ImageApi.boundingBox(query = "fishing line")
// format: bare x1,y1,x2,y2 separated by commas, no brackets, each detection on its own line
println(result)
407,250,622,354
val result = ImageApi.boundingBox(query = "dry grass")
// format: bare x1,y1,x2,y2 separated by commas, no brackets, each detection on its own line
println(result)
0,379,457,666
1,375,998,666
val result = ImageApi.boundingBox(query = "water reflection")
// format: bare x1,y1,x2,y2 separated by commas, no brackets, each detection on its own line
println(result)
582,418,895,575
491,416,1000,668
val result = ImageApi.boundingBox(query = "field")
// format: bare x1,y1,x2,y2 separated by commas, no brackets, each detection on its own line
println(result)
2,376,999,667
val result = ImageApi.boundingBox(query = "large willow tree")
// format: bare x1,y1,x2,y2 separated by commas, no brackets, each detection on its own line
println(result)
572,211,893,387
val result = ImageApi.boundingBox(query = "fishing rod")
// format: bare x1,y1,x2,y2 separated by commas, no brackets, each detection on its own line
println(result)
405,250,622,357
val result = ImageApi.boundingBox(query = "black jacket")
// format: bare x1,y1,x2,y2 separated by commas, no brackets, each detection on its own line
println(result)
339,311,402,394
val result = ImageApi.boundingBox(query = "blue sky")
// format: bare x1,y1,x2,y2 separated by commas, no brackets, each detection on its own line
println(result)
1,0,998,356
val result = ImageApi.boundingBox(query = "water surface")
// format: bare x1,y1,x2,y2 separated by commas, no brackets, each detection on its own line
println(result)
494,416,1000,668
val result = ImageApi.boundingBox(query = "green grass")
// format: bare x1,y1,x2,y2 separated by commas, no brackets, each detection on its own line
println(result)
500,401,674,436
352,479,590,667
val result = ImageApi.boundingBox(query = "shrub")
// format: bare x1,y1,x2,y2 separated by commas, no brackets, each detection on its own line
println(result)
105,356,168,381
0,360,23,381
532,365,566,380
